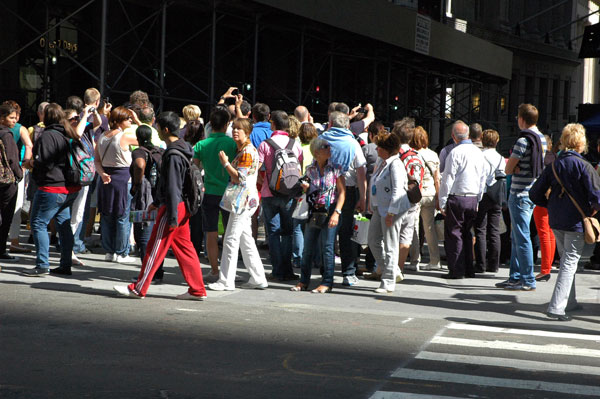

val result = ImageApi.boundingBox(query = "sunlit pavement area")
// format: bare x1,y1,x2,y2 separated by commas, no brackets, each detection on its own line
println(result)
1,238,599,399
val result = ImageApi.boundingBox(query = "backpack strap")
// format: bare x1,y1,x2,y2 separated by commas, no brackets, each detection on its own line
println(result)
166,148,191,166
265,138,282,152
285,138,295,151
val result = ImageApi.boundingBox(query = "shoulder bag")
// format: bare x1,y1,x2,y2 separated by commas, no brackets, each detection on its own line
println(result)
551,162,600,244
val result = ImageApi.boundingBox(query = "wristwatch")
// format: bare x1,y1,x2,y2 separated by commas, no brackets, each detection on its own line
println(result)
334,209,342,215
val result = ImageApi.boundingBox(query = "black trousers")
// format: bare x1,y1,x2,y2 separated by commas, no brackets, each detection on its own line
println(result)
474,194,502,272
0,183,18,255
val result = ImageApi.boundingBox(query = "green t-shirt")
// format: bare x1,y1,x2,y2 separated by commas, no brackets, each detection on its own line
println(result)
193,132,237,195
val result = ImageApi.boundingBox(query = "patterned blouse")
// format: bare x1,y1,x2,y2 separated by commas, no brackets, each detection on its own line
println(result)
232,142,259,182
232,142,260,210
304,160,342,208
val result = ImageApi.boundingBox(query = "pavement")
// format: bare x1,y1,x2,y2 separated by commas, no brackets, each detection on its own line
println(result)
1,238,599,398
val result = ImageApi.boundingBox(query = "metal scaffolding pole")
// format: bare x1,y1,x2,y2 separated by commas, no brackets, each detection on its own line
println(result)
159,1,167,112
209,1,217,105
252,14,259,105
298,29,304,105
100,0,108,95
386,57,391,122
43,4,49,101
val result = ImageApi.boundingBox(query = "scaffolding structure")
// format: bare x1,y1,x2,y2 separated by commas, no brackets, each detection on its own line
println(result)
0,0,508,145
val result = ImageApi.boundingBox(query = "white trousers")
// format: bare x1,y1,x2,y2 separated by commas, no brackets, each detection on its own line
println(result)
547,229,584,315
8,176,25,240
218,207,267,289
70,185,89,234
368,206,403,291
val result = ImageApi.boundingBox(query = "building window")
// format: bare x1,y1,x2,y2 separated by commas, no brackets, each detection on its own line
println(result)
563,80,570,120
551,79,559,121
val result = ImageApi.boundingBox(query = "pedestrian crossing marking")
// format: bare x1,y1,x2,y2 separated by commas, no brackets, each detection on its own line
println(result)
375,323,600,398
390,369,600,397
431,336,600,358
447,322,600,342
369,393,462,399
416,351,600,376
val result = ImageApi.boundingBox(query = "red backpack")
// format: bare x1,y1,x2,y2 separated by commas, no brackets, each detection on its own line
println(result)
399,148,424,204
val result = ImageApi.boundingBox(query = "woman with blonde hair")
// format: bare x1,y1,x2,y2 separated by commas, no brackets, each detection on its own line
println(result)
530,123,600,321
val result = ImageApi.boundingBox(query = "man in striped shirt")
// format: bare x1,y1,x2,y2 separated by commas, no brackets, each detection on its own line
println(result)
497,104,547,291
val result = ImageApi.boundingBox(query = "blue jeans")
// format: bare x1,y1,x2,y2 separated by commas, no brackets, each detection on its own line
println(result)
292,218,305,267
262,196,295,278
30,190,78,270
300,216,339,288
508,193,536,288
101,189,132,256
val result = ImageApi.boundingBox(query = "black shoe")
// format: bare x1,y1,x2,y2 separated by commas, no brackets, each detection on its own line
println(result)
535,273,551,282
465,272,476,278
473,267,484,273
441,273,463,279
495,279,519,288
21,268,50,277
0,253,19,262
50,267,72,276
75,248,92,255
584,262,600,270
546,312,572,321
281,273,299,281
28,234,34,244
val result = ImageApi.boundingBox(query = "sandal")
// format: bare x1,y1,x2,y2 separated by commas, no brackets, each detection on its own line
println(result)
311,285,332,294
290,282,308,292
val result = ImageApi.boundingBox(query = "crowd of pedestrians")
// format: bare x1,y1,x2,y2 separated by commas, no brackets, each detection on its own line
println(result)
1,87,599,322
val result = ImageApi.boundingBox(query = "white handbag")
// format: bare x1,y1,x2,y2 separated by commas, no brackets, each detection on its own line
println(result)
292,194,309,220
351,213,370,245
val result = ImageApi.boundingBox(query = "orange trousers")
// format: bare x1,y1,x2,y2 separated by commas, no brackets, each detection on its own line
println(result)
533,206,555,275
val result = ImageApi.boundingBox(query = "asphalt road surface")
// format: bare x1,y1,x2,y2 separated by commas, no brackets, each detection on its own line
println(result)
1,244,599,399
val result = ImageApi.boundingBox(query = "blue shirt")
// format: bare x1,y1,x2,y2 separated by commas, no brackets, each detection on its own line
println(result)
250,121,272,149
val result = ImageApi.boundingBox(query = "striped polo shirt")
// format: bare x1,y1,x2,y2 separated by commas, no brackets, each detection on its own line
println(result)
509,127,547,197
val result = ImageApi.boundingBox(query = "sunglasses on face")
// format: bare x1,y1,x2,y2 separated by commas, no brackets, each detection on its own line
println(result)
321,144,330,149
69,116,80,122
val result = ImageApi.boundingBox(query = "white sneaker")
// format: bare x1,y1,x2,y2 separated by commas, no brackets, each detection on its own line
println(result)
176,292,207,300
207,281,235,291
423,264,440,270
396,272,404,283
113,285,143,299
405,263,419,271
116,255,136,264
240,282,268,290
374,287,394,294
105,253,116,262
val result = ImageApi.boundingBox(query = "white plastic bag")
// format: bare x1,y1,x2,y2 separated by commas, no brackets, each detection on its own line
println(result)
292,194,309,220
351,213,370,245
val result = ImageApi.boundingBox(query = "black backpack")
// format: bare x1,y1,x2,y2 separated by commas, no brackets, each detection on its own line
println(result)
140,146,164,190
167,148,204,216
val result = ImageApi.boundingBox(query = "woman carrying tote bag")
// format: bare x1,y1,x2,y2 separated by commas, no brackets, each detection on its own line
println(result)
530,123,600,321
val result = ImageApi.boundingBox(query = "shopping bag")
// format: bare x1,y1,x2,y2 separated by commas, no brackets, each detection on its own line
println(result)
220,182,250,214
292,194,309,220
129,210,157,223
351,213,370,245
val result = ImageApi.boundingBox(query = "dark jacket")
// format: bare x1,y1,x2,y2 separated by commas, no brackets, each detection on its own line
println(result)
154,139,193,226
520,129,544,178
0,125,23,183
32,124,71,187
529,151,600,232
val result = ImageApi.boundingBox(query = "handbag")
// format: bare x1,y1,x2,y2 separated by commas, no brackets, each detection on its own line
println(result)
292,193,309,220
485,156,507,207
551,162,600,244
308,211,329,229
220,181,251,214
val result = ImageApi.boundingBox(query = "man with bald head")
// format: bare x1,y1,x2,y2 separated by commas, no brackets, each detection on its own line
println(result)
294,105,310,123
438,120,486,279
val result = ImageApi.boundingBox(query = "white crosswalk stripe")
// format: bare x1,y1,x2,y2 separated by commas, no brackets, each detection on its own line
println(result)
369,322,600,399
